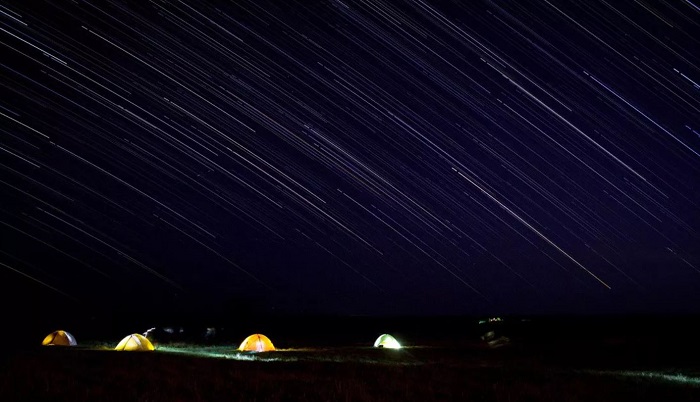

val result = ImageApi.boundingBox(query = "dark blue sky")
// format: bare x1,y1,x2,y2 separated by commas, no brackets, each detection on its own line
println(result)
1,0,699,319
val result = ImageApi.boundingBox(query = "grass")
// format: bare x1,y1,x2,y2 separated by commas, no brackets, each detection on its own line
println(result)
1,340,699,401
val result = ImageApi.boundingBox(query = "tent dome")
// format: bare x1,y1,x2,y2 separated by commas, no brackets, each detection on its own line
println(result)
42,330,77,346
373,333,401,349
238,334,275,352
115,333,155,351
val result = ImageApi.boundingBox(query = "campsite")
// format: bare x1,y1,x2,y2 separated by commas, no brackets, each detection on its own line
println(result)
2,315,699,401
2,0,699,400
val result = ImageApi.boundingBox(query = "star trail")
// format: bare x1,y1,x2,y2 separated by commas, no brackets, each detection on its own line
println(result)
1,0,699,317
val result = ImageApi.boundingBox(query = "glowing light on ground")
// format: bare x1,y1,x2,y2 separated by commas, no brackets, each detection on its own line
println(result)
586,370,700,386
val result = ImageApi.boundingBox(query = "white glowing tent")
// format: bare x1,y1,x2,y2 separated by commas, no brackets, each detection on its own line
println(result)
373,333,401,349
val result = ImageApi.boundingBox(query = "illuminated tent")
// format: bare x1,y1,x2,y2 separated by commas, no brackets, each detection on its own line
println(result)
238,334,275,352
115,333,155,351
42,330,77,346
373,333,401,349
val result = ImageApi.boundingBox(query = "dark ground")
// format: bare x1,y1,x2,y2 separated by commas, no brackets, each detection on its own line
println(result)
2,314,700,401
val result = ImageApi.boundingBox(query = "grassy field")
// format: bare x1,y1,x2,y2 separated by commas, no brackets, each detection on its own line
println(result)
2,338,699,402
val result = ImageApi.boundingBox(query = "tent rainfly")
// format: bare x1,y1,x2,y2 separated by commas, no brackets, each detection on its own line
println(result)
115,333,155,351
373,333,401,349
42,330,77,346
238,334,275,352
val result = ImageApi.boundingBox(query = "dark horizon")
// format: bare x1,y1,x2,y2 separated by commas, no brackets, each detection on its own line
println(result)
21,310,700,351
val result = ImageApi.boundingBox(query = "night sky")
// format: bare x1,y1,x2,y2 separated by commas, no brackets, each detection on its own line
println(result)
2,0,699,320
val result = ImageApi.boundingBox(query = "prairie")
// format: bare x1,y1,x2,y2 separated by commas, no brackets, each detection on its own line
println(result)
4,315,700,401
2,333,699,402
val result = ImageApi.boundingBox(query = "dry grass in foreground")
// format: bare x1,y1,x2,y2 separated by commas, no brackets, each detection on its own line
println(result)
0,344,698,402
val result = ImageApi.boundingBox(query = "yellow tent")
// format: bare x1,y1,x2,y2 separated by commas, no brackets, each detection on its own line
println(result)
238,333,275,352
373,333,401,349
115,333,155,351
42,330,77,346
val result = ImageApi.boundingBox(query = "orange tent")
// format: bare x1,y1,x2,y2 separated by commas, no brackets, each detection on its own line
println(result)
42,330,77,346
238,333,275,352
